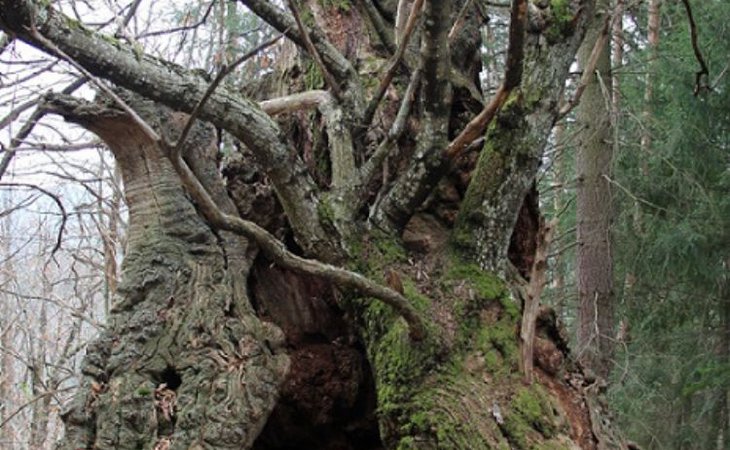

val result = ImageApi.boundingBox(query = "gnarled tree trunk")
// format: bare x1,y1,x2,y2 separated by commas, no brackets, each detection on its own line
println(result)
0,0,631,448
48,95,289,450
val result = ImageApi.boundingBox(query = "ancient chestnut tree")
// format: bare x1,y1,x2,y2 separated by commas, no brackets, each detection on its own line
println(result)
0,0,627,448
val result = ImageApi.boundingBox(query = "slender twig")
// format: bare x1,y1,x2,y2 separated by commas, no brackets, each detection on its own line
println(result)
137,1,216,39
170,31,285,156
446,85,507,159
0,387,74,431
362,0,424,129
359,69,422,189
0,78,87,181
448,0,474,41
0,99,38,132
115,0,143,35
0,183,67,256
287,0,342,99
680,0,710,95
167,143,427,340
602,174,668,214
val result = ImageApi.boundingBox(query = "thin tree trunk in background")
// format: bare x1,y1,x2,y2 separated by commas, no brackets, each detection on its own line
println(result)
576,0,615,379
550,121,567,320
0,198,17,448
29,302,50,449
631,0,661,240
677,393,693,450
29,236,52,449
612,0,623,113
640,0,661,162
715,260,730,450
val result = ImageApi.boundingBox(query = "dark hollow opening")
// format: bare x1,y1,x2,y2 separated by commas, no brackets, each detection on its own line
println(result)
160,366,182,390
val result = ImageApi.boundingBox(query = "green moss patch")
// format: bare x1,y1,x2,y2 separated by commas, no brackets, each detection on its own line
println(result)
546,0,576,43
501,385,566,449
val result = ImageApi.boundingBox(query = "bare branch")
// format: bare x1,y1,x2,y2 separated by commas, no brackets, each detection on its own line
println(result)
680,0,710,95
558,12,612,118
115,0,143,34
446,0,527,158
446,85,508,159
520,218,557,384
503,0,527,89
0,387,74,432
448,0,474,41
171,31,285,156
0,78,86,181
167,136,428,340
287,0,341,99
355,0,396,53
258,89,356,197
362,0,424,128
137,1,215,39
358,68,421,202
238,0,360,103
0,99,37,132
259,90,330,115
0,183,67,256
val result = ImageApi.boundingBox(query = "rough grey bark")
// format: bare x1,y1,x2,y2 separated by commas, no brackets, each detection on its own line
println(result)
46,96,289,450
370,0,452,230
453,0,595,273
575,0,615,379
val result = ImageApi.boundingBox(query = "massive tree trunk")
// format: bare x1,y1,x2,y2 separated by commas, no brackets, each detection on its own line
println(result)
45,95,289,449
1,0,630,448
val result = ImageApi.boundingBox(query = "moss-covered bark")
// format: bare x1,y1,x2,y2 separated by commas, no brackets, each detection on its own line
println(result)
453,0,594,273
354,238,600,448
